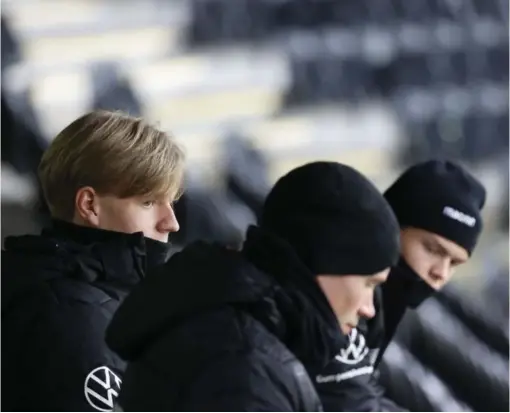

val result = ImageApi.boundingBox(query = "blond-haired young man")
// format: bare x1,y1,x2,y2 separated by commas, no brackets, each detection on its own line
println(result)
2,110,184,412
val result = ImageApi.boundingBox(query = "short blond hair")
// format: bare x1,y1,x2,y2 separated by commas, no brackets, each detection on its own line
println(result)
39,110,185,220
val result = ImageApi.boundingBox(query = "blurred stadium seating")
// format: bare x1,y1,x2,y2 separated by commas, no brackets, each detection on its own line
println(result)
1,1,508,410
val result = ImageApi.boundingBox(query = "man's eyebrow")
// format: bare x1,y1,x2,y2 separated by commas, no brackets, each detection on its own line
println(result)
431,238,466,261
426,238,449,256
436,243,450,256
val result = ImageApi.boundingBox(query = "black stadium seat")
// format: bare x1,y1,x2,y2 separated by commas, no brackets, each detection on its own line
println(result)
396,301,509,412
1,15,21,71
91,62,143,116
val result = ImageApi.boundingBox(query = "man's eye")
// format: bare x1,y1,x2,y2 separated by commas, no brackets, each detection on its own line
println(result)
424,243,439,255
142,201,155,208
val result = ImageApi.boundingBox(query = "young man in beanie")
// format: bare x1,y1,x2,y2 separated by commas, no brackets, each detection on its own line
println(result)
2,110,184,412
105,161,401,411
315,159,486,412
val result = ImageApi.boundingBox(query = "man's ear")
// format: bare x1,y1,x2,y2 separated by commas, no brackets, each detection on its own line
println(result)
75,186,100,226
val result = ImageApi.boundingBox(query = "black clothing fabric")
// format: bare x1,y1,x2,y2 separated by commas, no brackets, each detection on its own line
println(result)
243,226,346,372
375,259,436,367
260,162,400,276
389,258,436,310
314,259,433,412
312,161,486,412
384,160,486,254
314,293,406,412
317,367,407,412
106,226,347,411
1,220,168,412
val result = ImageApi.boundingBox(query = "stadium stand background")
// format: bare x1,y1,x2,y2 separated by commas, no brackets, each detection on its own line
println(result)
1,1,508,410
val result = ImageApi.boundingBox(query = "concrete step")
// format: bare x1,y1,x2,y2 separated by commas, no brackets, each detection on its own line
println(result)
24,46,290,139
128,47,290,104
177,101,404,182
3,0,190,72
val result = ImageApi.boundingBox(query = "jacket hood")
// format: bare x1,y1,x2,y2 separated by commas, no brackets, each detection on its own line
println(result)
106,242,272,360
107,227,347,371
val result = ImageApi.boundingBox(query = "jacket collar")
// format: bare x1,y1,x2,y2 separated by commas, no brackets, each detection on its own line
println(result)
242,225,347,372
4,220,170,286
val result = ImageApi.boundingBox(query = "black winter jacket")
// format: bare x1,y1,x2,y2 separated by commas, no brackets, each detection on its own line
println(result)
106,226,347,411
1,220,169,412
314,290,406,412
314,260,435,411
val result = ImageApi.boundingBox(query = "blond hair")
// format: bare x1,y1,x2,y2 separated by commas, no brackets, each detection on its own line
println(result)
38,110,185,220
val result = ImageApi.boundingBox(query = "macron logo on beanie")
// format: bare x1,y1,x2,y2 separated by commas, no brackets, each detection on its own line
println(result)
443,206,476,227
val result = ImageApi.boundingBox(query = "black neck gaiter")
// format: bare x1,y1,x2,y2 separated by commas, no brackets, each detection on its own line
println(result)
375,257,438,367
395,258,436,309
144,238,172,271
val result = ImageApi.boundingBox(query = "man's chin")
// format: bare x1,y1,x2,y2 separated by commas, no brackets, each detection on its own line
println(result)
341,324,354,335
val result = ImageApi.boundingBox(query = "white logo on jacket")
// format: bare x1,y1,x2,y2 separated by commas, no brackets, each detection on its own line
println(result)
84,366,122,412
315,328,373,384
335,328,370,365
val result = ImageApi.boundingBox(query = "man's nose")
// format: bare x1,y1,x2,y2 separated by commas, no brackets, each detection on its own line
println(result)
158,204,180,234
359,298,376,320
430,258,450,287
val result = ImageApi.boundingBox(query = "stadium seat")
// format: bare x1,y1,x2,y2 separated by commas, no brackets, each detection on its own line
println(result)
223,133,271,219
91,62,143,116
396,301,510,412
379,342,472,412
1,15,21,71
486,44,510,82
393,52,434,89
436,284,509,358
430,50,469,87
471,0,507,21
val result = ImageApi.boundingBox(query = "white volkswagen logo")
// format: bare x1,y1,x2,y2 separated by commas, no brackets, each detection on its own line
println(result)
335,328,369,365
84,366,122,412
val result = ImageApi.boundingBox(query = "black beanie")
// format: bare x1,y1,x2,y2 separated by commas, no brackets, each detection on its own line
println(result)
384,160,486,255
260,162,400,276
